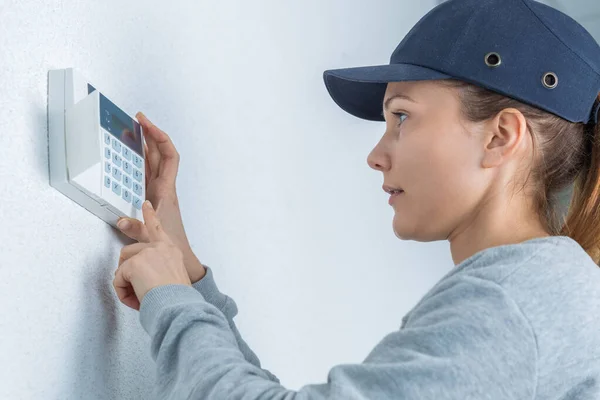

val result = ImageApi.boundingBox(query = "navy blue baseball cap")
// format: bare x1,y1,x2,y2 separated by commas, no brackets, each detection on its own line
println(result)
323,0,600,125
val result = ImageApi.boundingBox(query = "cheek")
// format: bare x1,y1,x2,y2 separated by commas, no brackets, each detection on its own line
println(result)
393,130,484,237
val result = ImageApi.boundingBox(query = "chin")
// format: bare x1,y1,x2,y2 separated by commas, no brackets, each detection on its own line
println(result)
393,224,417,241
393,221,443,242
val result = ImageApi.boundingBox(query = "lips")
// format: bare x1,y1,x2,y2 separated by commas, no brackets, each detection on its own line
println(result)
388,190,404,205
383,184,404,195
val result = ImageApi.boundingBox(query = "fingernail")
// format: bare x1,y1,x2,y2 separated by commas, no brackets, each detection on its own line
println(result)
117,219,130,230
144,200,152,209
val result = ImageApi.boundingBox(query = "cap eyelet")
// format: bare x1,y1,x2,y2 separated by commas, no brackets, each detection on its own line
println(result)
542,72,558,89
485,52,502,68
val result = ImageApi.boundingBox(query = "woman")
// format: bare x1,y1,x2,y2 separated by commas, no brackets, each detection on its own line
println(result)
113,0,600,398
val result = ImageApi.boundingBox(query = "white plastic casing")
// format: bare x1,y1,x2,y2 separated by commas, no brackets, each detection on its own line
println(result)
48,68,145,227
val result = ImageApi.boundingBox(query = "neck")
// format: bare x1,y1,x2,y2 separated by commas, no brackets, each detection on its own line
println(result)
448,196,551,266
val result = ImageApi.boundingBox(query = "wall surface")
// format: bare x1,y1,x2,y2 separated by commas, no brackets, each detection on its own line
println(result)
0,1,445,398
1,0,598,399
544,0,600,39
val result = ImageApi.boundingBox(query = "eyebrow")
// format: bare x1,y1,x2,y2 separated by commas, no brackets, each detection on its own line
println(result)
382,94,417,113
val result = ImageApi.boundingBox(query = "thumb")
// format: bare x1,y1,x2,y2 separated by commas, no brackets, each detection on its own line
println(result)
117,218,150,243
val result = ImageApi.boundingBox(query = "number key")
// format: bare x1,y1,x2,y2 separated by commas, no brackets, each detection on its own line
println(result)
123,175,132,189
112,138,122,153
132,181,142,196
122,147,131,161
122,189,132,203
112,153,122,168
112,168,122,182
132,154,142,169
112,181,121,196
133,168,143,182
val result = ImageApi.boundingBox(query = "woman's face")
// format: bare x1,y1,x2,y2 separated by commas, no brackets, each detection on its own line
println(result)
367,80,490,242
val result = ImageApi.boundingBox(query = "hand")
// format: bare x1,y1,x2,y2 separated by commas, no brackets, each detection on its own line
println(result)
116,112,206,283
113,200,192,311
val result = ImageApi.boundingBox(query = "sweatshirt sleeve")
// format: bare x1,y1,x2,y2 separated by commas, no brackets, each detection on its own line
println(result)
139,272,538,399
190,265,280,383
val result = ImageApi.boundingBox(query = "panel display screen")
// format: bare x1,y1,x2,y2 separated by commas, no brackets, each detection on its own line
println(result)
99,93,143,156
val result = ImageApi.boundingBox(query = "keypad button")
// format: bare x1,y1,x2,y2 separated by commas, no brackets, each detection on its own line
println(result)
104,176,111,188
104,161,111,174
133,196,143,210
123,175,132,189
132,181,142,196
132,154,143,169
112,168,122,182
112,153,122,168
122,147,131,161
104,147,111,159
122,189,132,203
123,161,132,176
133,168,143,182
112,181,121,196
112,138,122,154
104,132,110,145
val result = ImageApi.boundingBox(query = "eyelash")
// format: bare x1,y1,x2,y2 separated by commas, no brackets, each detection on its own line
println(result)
392,112,408,125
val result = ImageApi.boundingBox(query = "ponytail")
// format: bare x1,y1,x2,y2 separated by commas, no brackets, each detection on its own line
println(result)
561,95,600,264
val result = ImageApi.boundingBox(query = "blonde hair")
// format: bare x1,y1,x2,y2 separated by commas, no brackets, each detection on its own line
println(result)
442,79,600,264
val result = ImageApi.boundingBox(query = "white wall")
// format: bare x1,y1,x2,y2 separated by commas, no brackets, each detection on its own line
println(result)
3,0,599,399
0,1,446,398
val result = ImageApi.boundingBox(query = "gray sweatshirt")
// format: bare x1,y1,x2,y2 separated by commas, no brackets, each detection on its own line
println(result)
138,235,600,399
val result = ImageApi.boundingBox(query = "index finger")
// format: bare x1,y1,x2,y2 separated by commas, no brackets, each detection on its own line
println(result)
118,242,151,268
142,200,170,243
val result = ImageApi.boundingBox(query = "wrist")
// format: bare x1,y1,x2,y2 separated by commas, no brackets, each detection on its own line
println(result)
182,246,206,283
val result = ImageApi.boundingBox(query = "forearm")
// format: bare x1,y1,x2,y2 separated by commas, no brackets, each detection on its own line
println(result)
182,247,206,283
184,252,280,383
140,286,291,399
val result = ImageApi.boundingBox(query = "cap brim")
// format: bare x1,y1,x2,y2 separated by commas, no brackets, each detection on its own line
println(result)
323,63,452,121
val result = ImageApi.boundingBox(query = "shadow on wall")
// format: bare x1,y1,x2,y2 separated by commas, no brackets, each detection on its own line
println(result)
32,90,51,181
71,242,120,398
64,230,151,399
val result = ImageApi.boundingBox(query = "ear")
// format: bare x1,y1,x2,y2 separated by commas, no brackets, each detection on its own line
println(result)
481,108,529,169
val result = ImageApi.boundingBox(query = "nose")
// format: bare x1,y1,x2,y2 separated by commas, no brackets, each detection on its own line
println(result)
367,138,391,172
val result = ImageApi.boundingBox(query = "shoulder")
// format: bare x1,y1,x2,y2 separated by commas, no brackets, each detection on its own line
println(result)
396,236,600,389
403,236,598,330
490,236,600,317
437,236,599,303
494,236,600,376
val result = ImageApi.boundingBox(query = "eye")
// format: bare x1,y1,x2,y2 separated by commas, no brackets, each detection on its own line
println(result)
392,112,408,125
